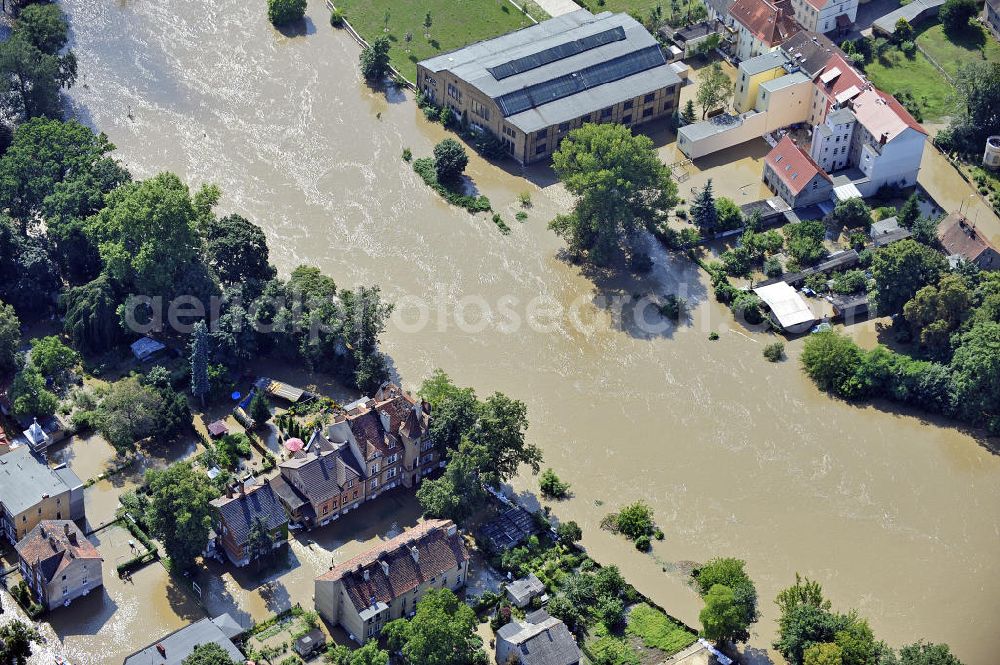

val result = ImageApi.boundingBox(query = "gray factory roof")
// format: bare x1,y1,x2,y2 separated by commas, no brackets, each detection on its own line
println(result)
123,615,244,665
0,446,81,517
419,9,680,134
740,50,788,76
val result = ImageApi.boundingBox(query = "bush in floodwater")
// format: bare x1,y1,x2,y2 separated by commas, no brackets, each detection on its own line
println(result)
763,342,785,362
402,147,412,162
515,211,528,222
433,138,468,183
268,0,306,26
635,534,652,552
492,213,511,235
518,191,532,208
659,294,687,321
412,158,491,214
329,8,344,26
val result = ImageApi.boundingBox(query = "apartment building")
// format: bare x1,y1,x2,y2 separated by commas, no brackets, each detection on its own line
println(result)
788,0,857,33
728,0,801,61
763,135,834,206
16,520,102,611
416,10,681,164
0,446,84,545
314,520,469,644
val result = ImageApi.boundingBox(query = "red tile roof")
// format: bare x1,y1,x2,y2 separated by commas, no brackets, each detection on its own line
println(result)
765,135,831,195
937,213,1000,267
317,520,468,612
813,53,867,110
16,520,102,583
730,0,800,46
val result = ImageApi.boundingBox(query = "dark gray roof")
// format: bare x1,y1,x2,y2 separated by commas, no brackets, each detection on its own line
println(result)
122,615,244,665
779,31,842,77
873,0,945,34
0,446,81,517
279,444,362,504
419,10,680,134
740,50,788,76
210,482,287,547
268,475,306,511
498,615,580,665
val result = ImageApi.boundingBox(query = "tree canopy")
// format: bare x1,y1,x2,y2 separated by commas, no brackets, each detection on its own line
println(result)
695,557,759,641
383,588,486,665
203,213,276,292
360,35,392,81
550,123,677,265
267,0,306,26
870,239,947,315
0,299,21,372
181,643,239,665
144,462,217,569
0,3,77,122
433,139,469,183
0,619,41,665
696,62,733,118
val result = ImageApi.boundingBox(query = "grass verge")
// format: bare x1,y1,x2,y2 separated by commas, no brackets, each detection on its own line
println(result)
334,0,539,82
625,603,698,655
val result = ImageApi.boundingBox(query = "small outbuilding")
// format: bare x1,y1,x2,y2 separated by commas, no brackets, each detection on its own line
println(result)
207,420,230,439
294,628,327,659
130,337,166,363
753,282,818,333
506,573,546,608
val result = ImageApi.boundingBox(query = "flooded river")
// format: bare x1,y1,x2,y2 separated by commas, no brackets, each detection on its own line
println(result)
29,0,1000,661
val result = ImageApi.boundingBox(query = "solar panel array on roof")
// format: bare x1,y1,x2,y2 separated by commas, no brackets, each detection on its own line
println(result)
486,26,626,80
496,44,665,116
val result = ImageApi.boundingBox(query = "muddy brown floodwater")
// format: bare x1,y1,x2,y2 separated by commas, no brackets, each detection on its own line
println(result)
25,0,998,661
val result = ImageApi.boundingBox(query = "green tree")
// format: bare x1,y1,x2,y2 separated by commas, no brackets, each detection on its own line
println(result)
191,320,210,407
360,35,392,81
950,322,1000,429
943,62,1000,152
613,500,655,540
550,123,677,265
246,514,275,567
903,273,971,354
784,219,827,266
870,239,946,315
715,196,743,231
893,18,914,42
696,62,733,118
539,467,571,499
681,99,697,125
203,213,276,292
145,462,217,569
9,365,58,418
433,138,469,183
800,331,863,396
700,584,745,644
382,588,485,665
897,193,921,229
0,619,41,665
556,520,583,546
181,643,239,665
827,198,871,230
86,173,209,299
804,643,844,665
695,557,758,639
0,6,76,122
466,391,539,487
247,389,271,424
939,0,978,32
0,118,118,233
419,370,478,455
0,216,61,317
0,299,21,372
267,0,306,26
894,641,965,665
423,12,433,37
28,335,78,379
62,275,124,354
327,641,390,665
94,376,165,450
690,179,719,232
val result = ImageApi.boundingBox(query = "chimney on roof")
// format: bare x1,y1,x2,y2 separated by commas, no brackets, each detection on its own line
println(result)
880,132,888,145
226,484,234,499
239,483,246,498
410,546,419,563
363,568,370,581
381,560,390,577
156,643,166,658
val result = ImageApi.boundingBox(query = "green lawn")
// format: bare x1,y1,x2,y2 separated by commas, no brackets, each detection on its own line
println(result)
335,0,542,82
581,0,705,23
863,48,954,122
914,21,1000,78
625,603,698,655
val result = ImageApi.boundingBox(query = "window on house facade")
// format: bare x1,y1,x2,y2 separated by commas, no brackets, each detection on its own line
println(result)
558,122,569,132
642,108,653,118
624,100,634,110
535,144,547,155
581,114,591,122
622,114,632,124
447,83,461,101
370,479,378,490
643,93,655,103
600,107,612,119
536,130,547,140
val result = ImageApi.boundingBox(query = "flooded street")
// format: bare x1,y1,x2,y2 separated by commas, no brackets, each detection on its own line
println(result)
36,0,1000,661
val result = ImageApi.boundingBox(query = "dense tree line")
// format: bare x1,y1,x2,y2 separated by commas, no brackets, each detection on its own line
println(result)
414,369,541,521
802,267,1000,432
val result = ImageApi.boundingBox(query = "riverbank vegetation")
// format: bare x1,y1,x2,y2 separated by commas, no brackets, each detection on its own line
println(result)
334,0,538,81
267,0,306,27
415,370,541,521
601,500,664,551
550,123,678,267
412,138,493,215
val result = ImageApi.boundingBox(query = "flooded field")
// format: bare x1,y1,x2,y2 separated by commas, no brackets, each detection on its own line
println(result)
35,0,1000,661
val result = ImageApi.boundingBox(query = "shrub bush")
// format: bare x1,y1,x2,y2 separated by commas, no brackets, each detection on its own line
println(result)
268,0,306,26
763,342,785,362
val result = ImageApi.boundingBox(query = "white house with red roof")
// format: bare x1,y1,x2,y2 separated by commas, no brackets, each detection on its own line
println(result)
788,0,857,34
763,135,834,206
728,0,801,60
